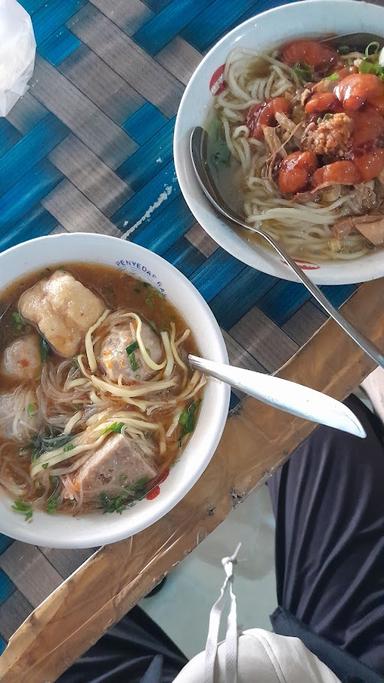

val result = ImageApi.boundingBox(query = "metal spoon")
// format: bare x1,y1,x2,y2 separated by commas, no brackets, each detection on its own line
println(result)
321,32,383,50
188,354,365,438
190,126,384,369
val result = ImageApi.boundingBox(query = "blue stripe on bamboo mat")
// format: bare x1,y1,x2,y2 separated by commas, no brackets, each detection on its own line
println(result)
133,0,214,55
123,104,168,146
132,195,195,254
117,117,175,190
0,205,59,253
39,27,81,66
211,268,278,331
112,160,179,231
0,120,21,157
0,160,62,234
0,536,13,555
0,571,15,604
0,114,67,195
27,0,87,46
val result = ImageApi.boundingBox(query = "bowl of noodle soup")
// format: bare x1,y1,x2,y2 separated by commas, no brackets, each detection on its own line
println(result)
174,0,384,284
0,233,229,548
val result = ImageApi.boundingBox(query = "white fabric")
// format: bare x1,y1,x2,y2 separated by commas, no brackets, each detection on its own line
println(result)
0,0,36,116
204,544,241,683
174,545,341,683
174,630,341,683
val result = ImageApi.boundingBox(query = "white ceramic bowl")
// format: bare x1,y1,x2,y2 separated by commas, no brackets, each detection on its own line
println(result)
0,233,230,548
174,0,384,285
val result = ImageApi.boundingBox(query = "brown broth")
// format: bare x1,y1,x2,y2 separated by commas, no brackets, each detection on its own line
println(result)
0,263,201,516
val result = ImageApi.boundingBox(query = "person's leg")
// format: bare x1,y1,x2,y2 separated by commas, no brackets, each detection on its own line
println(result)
58,605,187,683
268,394,384,675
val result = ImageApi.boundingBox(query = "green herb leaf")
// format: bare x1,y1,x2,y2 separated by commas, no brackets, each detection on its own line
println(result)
46,495,59,514
63,442,75,453
39,337,50,363
125,476,150,498
27,402,37,418
293,62,313,83
30,432,72,461
11,311,25,332
128,352,139,371
101,421,124,436
99,492,131,514
126,341,139,355
365,41,380,58
326,72,340,81
178,400,200,441
337,45,350,55
12,499,33,521
359,59,384,79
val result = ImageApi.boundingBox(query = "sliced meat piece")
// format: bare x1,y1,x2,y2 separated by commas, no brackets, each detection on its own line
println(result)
332,213,384,245
18,271,105,358
352,214,384,245
0,388,41,441
1,334,41,382
73,433,158,500
98,321,163,383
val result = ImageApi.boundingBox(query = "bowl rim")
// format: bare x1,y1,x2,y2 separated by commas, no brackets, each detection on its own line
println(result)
0,233,230,548
174,0,384,285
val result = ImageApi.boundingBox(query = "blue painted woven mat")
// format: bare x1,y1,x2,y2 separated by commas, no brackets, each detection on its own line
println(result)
0,0,363,649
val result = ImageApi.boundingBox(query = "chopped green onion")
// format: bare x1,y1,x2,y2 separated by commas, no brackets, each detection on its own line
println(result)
27,402,37,418
326,72,340,81
11,311,25,332
126,341,139,355
337,45,350,55
101,421,124,435
179,400,200,442
359,59,384,79
99,492,130,514
39,337,50,363
63,442,74,453
42,463,48,470
12,499,33,521
292,62,313,83
365,41,380,58
46,495,59,514
128,352,139,371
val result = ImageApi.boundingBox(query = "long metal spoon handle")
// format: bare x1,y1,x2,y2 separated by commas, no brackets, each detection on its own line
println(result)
189,355,366,438
190,127,384,369
245,227,384,368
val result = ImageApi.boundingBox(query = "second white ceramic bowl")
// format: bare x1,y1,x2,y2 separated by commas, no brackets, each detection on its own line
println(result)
174,0,384,285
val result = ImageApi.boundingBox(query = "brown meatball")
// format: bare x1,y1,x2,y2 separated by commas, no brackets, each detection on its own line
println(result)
302,113,353,158
98,322,163,383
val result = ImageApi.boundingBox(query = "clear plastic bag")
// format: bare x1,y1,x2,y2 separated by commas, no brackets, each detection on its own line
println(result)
0,0,36,116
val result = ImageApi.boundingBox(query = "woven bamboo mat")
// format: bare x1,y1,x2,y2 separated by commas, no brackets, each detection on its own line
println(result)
0,0,375,652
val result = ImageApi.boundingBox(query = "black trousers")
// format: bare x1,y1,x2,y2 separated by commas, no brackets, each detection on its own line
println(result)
60,395,384,682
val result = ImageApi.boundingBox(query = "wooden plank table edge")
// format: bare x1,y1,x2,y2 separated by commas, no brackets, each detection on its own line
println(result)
1,278,383,682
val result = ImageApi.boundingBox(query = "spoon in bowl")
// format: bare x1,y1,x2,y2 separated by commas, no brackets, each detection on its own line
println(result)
188,354,365,438
190,126,384,369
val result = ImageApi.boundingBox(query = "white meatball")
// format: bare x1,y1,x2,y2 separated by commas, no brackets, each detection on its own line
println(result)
0,388,41,441
98,322,163,383
1,334,42,382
